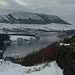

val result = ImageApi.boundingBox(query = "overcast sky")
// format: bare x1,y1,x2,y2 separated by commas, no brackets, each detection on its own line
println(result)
0,0,75,25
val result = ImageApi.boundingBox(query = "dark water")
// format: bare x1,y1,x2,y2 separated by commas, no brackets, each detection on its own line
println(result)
3,33,63,57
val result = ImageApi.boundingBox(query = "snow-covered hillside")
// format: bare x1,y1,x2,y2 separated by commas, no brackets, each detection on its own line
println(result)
0,9,70,25
0,23,74,31
0,60,63,75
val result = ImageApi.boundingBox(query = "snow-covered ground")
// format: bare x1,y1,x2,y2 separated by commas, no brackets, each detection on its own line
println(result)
0,60,63,75
10,35,36,42
0,23,75,31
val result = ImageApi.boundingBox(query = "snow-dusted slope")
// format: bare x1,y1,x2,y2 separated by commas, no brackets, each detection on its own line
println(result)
0,23,74,31
0,9,70,25
0,60,63,75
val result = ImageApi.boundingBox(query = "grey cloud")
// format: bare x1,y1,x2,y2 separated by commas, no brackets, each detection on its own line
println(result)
58,0,75,4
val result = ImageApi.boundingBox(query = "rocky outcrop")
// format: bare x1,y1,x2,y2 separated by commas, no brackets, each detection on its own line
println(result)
56,36,75,75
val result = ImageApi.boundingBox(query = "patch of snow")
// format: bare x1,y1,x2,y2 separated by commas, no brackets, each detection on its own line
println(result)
10,35,35,42
60,43,70,46
43,23,75,30
48,15,60,20
60,43,64,46
1,15,9,21
11,11,43,20
0,60,63,75
64,44,70,46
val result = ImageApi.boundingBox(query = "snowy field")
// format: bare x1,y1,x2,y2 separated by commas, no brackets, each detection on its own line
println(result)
0,60,63,75
10,35,36,42
0,23,75,31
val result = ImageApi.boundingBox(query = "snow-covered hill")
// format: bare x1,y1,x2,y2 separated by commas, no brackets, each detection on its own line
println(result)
0,23,74,31
0,59,63,75
0,9,70,25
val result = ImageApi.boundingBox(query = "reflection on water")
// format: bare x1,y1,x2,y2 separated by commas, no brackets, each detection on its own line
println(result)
3,33,63,57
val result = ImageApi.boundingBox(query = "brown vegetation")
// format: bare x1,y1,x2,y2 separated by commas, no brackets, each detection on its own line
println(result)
20,42,58,66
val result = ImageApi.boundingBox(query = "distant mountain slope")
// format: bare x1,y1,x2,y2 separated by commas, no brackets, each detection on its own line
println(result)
0,9,71,25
